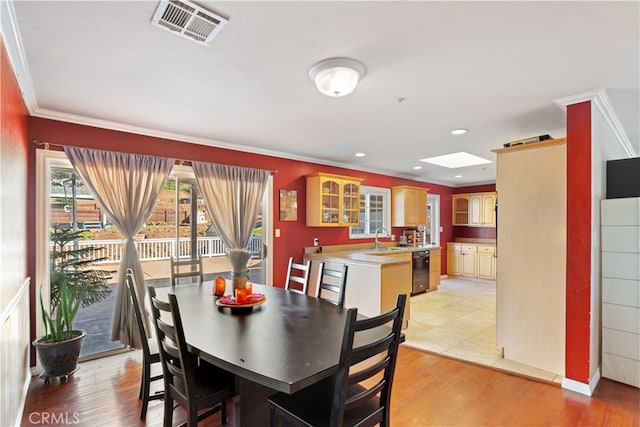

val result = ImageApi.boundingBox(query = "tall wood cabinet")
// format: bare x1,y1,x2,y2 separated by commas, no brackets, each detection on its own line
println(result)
493,138,566,375
391,185,427,227
306,173,362,227
601,197,640,388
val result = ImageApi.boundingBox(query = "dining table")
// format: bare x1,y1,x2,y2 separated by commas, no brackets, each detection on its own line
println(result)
151,281,391,426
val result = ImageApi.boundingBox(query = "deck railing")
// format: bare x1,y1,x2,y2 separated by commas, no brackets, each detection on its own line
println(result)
56,236,262,264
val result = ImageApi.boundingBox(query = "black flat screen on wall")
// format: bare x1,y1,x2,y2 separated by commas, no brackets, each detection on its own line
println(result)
606,157,640,199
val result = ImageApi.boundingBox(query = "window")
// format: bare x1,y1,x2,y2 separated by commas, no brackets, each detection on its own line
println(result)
426,193,440,245
349,186,391,239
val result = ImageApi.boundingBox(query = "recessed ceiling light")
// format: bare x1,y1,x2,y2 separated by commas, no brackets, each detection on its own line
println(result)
451,128,468,135
412,166,422,170
420,152,492,169
354,152,366,157
455,175,463,178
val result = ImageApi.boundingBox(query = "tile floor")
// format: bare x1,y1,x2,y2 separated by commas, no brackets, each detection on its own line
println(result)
403,276,563,384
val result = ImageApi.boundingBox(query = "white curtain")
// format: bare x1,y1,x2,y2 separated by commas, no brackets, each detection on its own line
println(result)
64,147,174,348
192,163,270,250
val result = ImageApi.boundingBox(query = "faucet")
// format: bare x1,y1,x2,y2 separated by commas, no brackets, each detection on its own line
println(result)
374,227,389,250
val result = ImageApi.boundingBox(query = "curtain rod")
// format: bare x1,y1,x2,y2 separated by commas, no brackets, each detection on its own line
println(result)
33,140,279,175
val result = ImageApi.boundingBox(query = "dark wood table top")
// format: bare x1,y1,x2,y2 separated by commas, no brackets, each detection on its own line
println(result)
153,283,354,394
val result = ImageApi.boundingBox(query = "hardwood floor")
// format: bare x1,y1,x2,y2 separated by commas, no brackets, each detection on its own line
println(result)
21,346,639,426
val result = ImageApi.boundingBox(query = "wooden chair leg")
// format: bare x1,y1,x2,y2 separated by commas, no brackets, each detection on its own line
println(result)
140,360,151,419
188,407,198,427
220,401,227,425
163,396,174,427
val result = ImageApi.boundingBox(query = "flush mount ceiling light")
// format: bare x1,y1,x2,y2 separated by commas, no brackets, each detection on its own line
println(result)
420,152,492,169
309,58,366,97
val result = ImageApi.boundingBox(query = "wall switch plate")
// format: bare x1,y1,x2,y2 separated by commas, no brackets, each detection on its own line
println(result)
275,229,281,237
313,237,319,246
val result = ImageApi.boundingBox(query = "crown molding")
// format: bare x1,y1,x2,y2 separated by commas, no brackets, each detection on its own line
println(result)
0,0,38,113
554,89,637,158
32,108,451,186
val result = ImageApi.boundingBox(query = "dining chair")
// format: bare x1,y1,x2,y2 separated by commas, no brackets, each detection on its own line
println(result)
284,257,312,295
147,286,236,427
125,270,163,419
315,262,348,308
170,257,204,286
268,293,407,427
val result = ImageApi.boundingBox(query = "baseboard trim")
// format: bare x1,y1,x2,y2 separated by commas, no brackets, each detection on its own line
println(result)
561,368,601,396
15,366,33,426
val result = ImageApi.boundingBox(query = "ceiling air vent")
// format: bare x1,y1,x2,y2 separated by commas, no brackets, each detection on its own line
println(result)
151,0,227,45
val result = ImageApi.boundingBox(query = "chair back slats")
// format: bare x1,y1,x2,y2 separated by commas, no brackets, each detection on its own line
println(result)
285,257,311,295
148,286,197,401
330,294,407,426
267,294,407,427
170,257,204,286
148,286,235,426
315,262,349,307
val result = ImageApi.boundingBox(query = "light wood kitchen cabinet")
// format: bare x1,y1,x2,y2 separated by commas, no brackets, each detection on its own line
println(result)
477,245,496,280
306,173,363,227
460,244,478,276
452,192,496,227
452,196,469,225
447,243,462,275
391,185,428,227
469,193,496,226
429,248,441,290
447,242,495,280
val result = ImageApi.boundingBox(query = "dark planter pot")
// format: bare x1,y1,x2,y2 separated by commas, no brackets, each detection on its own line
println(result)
33,330,86,380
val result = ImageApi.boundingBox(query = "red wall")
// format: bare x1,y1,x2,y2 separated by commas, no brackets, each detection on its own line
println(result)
565,102,592,383
1,35,30,358
28,118,454,288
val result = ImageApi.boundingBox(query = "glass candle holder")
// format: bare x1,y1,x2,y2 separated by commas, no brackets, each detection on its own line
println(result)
214,277,226,297
245,283,253,298
235,288,247,304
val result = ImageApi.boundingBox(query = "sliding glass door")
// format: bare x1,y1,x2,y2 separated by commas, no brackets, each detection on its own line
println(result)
37,151,271,360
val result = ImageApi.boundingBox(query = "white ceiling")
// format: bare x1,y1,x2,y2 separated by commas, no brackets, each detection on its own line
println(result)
7,1,640,186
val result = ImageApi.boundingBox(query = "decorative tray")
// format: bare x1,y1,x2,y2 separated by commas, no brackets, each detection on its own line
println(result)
215,293,266,308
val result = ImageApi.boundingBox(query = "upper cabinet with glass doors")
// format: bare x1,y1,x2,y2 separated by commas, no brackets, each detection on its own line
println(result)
306,173,363,226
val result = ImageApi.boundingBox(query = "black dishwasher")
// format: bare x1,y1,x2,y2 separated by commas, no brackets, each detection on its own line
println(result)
412,251,430,295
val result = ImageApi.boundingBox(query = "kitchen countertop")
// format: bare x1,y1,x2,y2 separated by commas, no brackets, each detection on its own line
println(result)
304,245,441,267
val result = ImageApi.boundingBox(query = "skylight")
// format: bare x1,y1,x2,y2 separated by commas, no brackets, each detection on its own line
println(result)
420,152,492,169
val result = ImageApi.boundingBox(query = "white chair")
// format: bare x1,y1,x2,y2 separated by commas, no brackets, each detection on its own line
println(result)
170,257,204,286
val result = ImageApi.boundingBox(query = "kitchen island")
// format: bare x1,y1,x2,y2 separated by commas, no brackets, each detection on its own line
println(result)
304,245,441,328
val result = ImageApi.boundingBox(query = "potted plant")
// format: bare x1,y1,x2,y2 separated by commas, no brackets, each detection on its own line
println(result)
33,227,113,382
